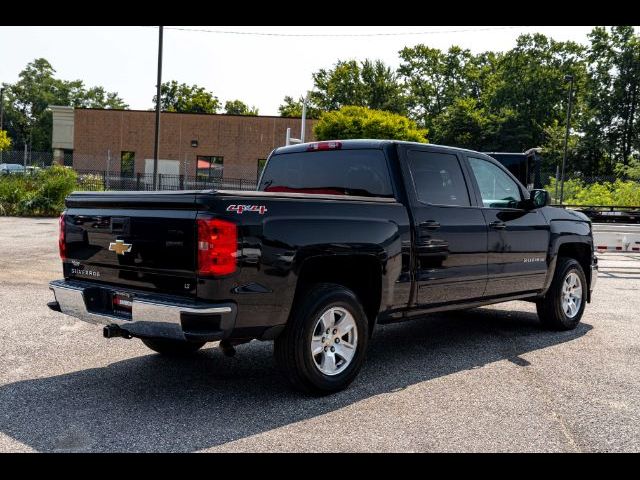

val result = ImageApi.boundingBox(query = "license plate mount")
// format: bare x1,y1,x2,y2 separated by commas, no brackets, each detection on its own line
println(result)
111,292,133,319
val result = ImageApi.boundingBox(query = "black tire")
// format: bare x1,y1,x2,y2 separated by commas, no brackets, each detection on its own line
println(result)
141,338,206,356
274,283,369,395
536,257,587,331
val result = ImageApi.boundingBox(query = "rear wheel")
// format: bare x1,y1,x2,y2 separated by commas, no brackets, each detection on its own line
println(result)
141,338,206,356
274,283,369,395
536,257,587,330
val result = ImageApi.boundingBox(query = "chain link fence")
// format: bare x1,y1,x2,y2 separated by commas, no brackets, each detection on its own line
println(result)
1,151,259,191
0,150,56,168
539,166,619,187
75,170,257,192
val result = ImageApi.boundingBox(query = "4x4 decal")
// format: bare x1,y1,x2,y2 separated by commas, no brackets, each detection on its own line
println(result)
226,204,268,215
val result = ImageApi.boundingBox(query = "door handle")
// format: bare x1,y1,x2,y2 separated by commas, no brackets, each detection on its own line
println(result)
489,221,507,230
420,220,441,230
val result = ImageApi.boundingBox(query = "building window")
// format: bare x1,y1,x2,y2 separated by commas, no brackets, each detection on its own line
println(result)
121,151,135,177
197,155,223,180
63,149,74,167
257,158,267,180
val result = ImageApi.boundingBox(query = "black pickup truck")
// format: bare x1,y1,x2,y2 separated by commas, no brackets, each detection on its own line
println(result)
49,140,597,394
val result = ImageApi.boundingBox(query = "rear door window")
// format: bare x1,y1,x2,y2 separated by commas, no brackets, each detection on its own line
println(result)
406,150,470,206
258,149,393,198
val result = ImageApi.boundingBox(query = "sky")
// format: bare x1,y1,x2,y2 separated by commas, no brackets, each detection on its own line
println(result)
0,25,623,116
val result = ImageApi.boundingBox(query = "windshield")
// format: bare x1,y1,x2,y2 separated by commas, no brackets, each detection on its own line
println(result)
258,149,394,198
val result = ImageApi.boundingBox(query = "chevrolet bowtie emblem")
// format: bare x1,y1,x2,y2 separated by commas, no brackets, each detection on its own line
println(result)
109,239,132,255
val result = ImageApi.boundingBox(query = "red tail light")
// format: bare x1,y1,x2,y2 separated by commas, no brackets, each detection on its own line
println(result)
59,214,67,261
307,141,342,151
197,218,237,276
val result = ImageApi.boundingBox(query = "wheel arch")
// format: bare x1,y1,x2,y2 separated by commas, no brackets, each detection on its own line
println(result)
544,236,593,301
292,254,383,336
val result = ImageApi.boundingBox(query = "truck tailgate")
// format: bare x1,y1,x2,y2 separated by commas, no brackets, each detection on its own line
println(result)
64,191,200,296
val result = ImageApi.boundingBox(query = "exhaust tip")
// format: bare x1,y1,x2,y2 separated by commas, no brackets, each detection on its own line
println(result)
47,301,62,312
103,325,131,339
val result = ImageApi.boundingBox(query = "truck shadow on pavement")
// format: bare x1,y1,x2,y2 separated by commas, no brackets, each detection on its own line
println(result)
0,307,591,452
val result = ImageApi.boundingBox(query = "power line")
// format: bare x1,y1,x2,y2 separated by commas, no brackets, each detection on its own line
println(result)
140,25,531,38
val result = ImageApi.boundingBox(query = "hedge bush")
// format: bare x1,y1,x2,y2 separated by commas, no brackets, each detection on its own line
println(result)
544,177,640,206
314,106,428,143
0,165,79,217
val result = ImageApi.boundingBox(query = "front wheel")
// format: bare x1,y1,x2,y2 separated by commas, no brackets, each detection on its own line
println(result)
274,283,369,395
141,338,206,356
536,257,587,330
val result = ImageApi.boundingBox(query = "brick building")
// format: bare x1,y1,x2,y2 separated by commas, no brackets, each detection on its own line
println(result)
51,106,317,182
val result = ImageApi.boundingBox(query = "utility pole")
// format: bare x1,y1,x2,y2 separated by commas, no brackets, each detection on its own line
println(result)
559,74,575,205
152,26,164,190
107,149,111,190
0,87,5,163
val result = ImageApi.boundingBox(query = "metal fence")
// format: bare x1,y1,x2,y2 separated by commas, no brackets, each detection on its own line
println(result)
76,170,257,192
539,166,619,186
0,150,55,168
0,150,259,191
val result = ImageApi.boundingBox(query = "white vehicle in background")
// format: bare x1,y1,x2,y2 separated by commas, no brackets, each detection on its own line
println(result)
0,163,26,175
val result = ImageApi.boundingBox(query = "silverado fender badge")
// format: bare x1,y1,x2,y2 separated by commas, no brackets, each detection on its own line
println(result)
227,204,268,215
109,239,133,255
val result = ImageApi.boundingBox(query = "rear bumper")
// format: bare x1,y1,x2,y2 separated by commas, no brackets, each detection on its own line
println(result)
590,256,598,295
49,279,236,342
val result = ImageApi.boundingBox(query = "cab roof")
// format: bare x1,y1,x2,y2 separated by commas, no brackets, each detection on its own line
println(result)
272,139,487,156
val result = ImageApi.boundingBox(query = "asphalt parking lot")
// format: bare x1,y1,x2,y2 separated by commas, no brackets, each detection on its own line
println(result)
1,216,639,452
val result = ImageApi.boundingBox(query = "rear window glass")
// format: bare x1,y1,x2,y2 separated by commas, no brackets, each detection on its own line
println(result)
258,149,393,198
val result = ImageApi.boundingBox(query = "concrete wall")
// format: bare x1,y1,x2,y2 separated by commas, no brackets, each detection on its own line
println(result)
51,105,75,165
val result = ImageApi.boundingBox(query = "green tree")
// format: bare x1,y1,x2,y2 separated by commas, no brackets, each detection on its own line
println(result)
154,80,220,114
314,106,428,143
278,95,321,118
540,119,580,175
397,45,518,149
2,58,127,152
224,99,258,116
312,59,406,113
0,130,11,151
615,157,640,180
398,45,483,128
584,26,640,169
488,34,588,153
279,59,405,118
72,86,127,109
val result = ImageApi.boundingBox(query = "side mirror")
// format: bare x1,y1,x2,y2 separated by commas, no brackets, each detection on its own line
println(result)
529,189,550,209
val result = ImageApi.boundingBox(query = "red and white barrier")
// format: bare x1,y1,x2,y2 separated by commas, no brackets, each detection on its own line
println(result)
593,225,640,253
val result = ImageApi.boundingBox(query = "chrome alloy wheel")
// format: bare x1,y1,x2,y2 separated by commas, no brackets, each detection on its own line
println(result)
562,272,583,318
310,307,358,376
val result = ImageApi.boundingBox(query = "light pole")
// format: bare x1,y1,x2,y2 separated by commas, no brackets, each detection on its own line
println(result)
559,74,574,205
152,26,164,190
286,91,311,146
300,91,311,143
